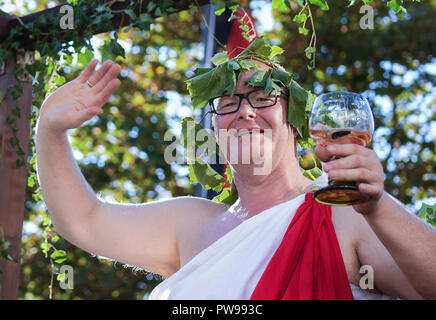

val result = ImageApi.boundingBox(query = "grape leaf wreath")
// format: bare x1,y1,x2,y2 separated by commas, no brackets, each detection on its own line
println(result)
183,37,322,205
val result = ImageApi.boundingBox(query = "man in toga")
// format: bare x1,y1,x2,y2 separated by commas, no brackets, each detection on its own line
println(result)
36,39,436,299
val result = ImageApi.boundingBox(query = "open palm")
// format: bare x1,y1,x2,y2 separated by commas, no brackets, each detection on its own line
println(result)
39,59,121,132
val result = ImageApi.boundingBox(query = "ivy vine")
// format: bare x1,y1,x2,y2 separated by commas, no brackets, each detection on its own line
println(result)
0,0,428,298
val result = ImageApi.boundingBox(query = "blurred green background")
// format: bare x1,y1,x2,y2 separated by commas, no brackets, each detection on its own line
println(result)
0,0,434,299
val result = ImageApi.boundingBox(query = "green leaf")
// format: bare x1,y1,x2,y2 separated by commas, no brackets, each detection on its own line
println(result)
238,59,259,71
110,39,126,59
242,33,251,41
181,117,227,193
215,7,226,16
16,159,25,168
57,273,66,282
211,0,227,15
213,180,238,205
269,46,284,59
240,37,273,58
245,70,269,89
78,48,93,66
288,80,313,143
6,116,16,125
42,216,52,226
305,46,316,59
293,13,308,23
54,76,66,86
147,2,156,12
1,240,10,251
190,160,227,193
284,0,292,9
271,68,293,87
210,51,229,66
189,4,198,15
181,117,220,158
100,38,126,62
224,165,233,183
40,242,52,254
239,24,250,32
272,0,290,12
9,137,19,147
51,250,67,264
124,8,136,20
11,84,23,100
299,27,310,36
302,167,323,181
387,0,404,13
309,0,330,11
27,175,35,187
347,0,357,7
418,202,436,218
187,61,240,109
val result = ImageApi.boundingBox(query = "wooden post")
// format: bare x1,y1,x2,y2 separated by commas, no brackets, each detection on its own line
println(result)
0,0,212,300
0,52,33,300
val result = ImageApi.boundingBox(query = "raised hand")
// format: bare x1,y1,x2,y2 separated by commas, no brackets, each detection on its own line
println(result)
39,59,121,132
314,143,385,215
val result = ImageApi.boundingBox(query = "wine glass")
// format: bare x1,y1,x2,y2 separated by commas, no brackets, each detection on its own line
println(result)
309,92,375,206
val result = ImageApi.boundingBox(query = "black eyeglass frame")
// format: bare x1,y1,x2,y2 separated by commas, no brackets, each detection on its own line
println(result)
208,88,289,115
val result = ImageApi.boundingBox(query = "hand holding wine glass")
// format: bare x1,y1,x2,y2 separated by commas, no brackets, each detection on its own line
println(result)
310,92,380,208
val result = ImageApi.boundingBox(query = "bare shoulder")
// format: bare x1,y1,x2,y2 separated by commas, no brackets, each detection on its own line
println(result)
173,196,230,236
171,196,230,222
173,196,230,268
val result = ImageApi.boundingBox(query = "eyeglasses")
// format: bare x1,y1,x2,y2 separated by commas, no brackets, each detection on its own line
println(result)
209,88,289,115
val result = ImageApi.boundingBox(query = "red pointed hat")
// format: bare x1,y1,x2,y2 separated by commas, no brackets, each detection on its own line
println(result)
226,8,258,59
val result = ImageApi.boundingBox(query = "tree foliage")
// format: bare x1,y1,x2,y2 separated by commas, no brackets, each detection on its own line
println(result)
0,0,433,299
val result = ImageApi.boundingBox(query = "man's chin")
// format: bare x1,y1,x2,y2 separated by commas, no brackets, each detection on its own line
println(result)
228,158,273,176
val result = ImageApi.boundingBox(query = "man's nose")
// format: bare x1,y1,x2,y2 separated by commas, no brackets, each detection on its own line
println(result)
237,97,256,120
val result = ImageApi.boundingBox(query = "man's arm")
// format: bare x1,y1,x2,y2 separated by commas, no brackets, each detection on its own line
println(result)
37,113,184,277
35,59,204,277
316,143,436,299
357,192,436,299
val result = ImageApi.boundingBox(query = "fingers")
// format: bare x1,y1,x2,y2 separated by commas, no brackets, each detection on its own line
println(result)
356,182,382,197
327,167,379,182
323,149,383,181
325,143,372,158
314,144,331,162
78,59,99,82
324,154,372,171
93,63,121,92
86,60,115,86
95,78,121,106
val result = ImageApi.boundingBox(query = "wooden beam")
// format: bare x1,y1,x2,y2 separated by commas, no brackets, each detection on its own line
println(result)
0,53,33,300
0,0,212,48
0,10,12,41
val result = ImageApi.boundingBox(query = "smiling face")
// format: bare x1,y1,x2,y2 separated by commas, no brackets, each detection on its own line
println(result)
212,61,298,174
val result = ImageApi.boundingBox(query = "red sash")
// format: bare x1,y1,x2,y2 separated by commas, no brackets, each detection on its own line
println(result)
250,193,354,300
